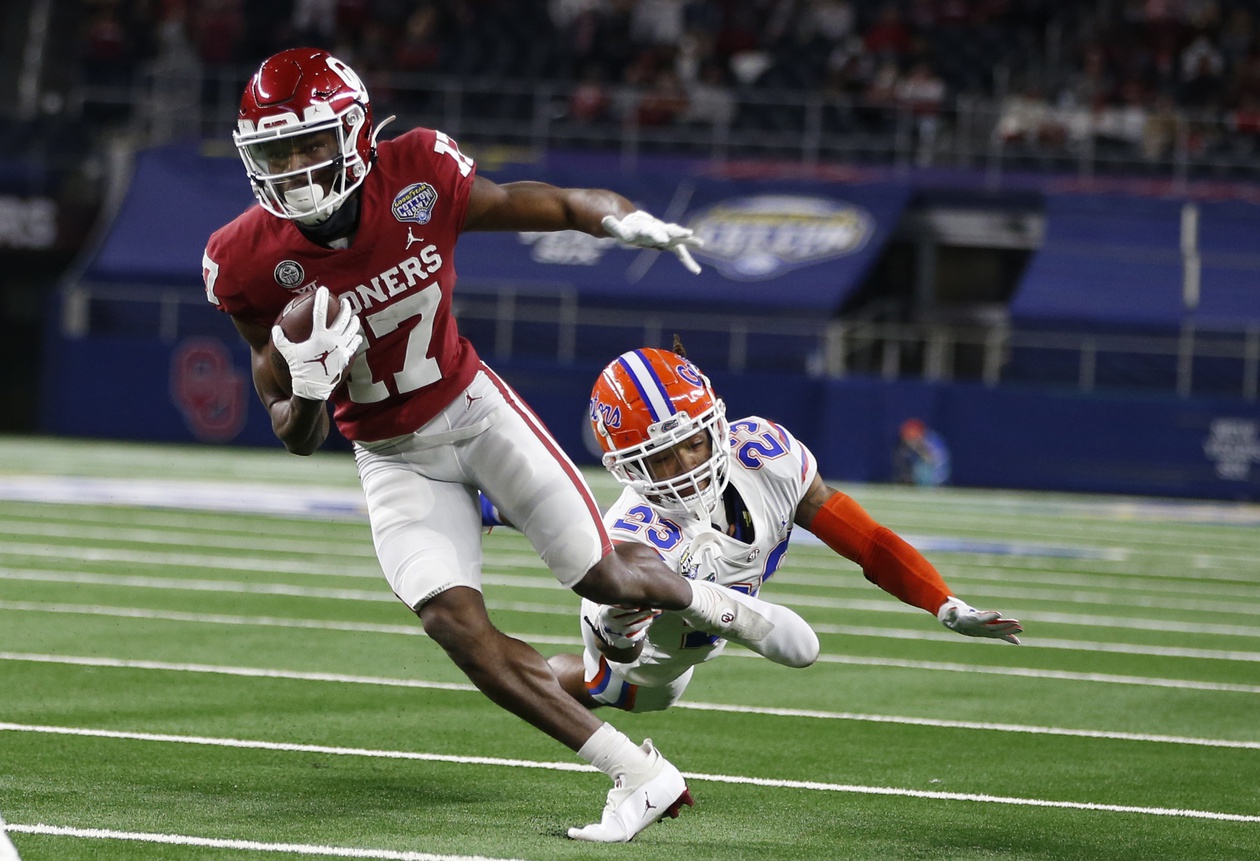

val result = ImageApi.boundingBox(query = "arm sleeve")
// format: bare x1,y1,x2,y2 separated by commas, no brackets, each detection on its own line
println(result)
807,490,951,614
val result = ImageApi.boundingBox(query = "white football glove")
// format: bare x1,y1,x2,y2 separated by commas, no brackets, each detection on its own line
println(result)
601,210,703,274
270,286,364,401
937,597,1022,644
585,604,659,650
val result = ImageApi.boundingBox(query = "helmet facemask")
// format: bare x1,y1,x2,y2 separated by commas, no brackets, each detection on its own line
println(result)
235,103,370,225
602,398,731,521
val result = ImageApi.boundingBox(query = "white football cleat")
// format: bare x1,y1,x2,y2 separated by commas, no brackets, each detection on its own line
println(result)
568,740,694,843
0,811,21,861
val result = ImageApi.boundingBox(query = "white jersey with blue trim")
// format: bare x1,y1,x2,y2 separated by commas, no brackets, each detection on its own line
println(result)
593,415,819,685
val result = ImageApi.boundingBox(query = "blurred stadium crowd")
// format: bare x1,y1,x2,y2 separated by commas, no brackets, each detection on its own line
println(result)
60,0,1260,169
4,1,1258,488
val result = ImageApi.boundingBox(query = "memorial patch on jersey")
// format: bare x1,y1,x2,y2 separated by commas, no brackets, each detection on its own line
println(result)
678,544,717,582
392,183,438,225
686,195,875,280
274,260,305,290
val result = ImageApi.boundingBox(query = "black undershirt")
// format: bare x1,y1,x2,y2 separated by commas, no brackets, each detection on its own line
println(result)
716,485,755,544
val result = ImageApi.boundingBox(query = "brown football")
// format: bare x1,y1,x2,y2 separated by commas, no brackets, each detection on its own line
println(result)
278,290,339,341
267,290,339,393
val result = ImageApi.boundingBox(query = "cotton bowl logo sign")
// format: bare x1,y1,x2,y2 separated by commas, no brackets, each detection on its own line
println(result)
688,195,874,280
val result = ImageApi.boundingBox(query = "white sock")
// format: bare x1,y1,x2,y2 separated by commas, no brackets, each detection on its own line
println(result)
577,722,651,781
683,579,722,627
684,578,703,606
683,578,775,643
0,811,20,861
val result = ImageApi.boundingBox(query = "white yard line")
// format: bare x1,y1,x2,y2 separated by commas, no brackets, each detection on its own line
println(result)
811,622,1260,662
0,544,384,579
2,824,526,861
4,564,1259,638
2,723,1257,823
2,651,1258,745
780,593,1260,636
0,545,554,581
815,652,1260,693
13,473,1260,564
8,598,1260,665
0,569,395,601
0,476,366,519
0,519,378,558
10,529,1260,616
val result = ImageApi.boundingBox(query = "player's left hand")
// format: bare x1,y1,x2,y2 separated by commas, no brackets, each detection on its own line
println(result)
601,210,703,274
937,597,1022,644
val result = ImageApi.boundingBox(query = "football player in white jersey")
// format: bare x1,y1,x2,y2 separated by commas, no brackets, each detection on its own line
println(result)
540,340,1022,713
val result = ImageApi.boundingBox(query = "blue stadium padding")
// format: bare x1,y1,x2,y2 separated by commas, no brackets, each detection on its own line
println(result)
1011,194,1260,329
1010,195,1186,328
86,144,253,285
37,326,1260,500
1196,199,1260,326
941,383,1260,500
810,378,1260,500
43,336,264,446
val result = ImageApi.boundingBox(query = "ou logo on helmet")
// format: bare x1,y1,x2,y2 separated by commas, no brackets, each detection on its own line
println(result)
325,56,366,98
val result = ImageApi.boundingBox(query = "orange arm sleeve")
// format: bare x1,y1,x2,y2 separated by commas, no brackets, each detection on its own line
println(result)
807,491,951,614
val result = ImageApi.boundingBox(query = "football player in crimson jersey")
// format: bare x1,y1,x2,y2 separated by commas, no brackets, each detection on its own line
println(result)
202,48,821,843
540,339,1022,714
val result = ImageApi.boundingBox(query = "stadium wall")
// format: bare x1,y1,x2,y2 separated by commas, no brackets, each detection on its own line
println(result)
39,144,1260,500
39,333,1260,501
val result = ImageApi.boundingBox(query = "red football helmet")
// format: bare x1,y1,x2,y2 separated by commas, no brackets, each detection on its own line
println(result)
590,348,730,518
234,48,376,224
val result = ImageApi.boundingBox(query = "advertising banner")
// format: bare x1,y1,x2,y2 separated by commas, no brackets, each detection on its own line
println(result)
80,144,910,313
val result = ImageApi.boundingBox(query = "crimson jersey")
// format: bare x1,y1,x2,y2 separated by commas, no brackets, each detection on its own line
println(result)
202,128,482,442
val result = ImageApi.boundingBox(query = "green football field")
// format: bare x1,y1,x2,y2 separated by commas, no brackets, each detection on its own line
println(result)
1,435,1257,860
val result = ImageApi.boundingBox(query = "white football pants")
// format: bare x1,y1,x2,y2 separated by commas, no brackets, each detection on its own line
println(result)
354,366,608,609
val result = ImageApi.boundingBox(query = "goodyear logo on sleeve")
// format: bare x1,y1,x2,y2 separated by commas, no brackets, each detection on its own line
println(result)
688,195,874,280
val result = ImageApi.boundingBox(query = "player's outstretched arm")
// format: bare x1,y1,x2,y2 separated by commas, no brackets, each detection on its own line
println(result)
795,476,1022,644
462,176,702,273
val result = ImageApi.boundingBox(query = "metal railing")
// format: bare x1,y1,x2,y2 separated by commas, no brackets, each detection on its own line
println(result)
64,66,1260,189
61,282,1260,401
828,318,1260,401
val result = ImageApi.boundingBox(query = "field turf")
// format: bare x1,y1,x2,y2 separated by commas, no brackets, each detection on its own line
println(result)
0,435,1257,860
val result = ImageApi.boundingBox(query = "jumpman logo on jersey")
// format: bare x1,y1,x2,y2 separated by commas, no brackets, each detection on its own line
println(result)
304,350,336,374
465,392,483,410
406,227,424,249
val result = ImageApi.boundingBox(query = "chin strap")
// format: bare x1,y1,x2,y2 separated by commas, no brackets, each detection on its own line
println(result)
808,490,951,615
296,194,361,245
